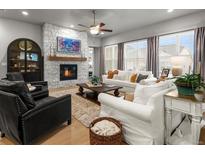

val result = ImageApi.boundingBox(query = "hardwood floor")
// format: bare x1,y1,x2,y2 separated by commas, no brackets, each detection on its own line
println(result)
0,117,90,145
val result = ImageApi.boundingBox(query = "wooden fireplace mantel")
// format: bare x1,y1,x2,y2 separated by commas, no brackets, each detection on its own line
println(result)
48,55,87,62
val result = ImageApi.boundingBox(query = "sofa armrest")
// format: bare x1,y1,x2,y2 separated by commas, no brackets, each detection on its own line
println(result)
30,81,48,87
21,95,71,144
140,77,157,85
98,93,153,122
102,74,108,82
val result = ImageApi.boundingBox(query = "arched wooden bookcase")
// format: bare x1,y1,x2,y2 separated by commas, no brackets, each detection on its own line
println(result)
7,38,43,82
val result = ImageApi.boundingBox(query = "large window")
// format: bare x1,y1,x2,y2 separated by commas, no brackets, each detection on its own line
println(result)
159,31,194,74
104,45,118,72
124,40,147,71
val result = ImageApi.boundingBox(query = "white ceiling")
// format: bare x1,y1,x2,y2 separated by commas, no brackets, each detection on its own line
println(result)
0,9,203,37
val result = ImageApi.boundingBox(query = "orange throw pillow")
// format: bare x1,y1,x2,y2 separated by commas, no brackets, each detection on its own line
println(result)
113,70,119,75
130,73,137,83
107,70,114,79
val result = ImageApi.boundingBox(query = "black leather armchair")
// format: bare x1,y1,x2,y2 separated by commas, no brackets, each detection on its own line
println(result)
6,72,49,100
0,80,71,144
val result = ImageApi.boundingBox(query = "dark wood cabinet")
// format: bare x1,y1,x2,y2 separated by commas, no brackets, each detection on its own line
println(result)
7,38,43,82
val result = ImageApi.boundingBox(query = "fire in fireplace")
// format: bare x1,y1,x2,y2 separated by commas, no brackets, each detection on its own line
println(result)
60,64,77,81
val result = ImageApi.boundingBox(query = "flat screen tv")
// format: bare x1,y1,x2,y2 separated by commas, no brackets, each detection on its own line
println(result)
57,36,81,54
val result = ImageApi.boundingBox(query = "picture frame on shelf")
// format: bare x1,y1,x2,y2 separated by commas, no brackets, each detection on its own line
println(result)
161,68,170,77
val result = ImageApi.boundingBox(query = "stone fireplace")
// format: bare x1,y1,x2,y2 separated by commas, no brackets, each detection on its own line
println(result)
43,23,89,88
60,64,77,81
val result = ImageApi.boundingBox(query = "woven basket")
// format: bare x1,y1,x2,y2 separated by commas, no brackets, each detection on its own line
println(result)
89,117,123,145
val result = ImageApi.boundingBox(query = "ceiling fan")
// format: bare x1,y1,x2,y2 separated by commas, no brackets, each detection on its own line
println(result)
78,10,113,35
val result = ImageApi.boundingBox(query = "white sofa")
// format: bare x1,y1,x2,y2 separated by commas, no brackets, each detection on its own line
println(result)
98,80,177,144
102,70,157,92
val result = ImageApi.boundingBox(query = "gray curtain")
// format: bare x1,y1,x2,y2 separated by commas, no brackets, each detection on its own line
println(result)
99,47,105,77
117,43,124,70
93,47,100,77
194,27,205,80
147,36,159,77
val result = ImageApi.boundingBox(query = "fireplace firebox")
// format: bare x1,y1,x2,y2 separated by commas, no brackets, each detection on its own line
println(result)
60,64,77,81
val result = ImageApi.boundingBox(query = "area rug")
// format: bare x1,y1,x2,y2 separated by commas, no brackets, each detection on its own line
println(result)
49,87,100,127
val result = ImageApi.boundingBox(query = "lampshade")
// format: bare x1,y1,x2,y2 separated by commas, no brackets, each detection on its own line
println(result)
170,56,192,66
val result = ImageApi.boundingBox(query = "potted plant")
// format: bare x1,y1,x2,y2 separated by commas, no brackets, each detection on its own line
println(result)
174,74,205,97
89,76,101,86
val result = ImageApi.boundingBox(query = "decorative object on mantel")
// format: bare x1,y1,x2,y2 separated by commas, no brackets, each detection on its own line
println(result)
174,74,205,98
49,44,56,56
48,55,87,61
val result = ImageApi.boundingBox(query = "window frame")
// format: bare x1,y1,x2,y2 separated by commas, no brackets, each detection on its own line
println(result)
158,30,194,75
104,44,118,72
123,39,148,71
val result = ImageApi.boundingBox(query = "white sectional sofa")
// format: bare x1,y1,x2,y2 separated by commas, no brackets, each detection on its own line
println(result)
102,70,157,92
98,80,177,145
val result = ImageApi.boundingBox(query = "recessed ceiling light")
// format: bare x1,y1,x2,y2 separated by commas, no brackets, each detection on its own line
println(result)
22,11,29,16
167,9,174,13
100,32,104,35
70,25,74,28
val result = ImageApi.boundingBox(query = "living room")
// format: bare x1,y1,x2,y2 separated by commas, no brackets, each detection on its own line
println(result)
1,1,205,152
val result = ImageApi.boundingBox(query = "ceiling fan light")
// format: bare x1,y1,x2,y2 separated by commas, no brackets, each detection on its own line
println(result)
90,27,99,35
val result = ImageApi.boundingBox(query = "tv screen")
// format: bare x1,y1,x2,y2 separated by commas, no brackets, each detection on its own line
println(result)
57,37,81,54
27,53,38,61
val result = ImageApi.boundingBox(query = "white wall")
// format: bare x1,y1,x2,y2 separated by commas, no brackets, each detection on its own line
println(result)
102,11,205,46
0,18,42,78
87,34,101,47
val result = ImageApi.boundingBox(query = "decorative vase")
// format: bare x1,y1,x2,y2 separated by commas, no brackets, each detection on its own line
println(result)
194,92,205,101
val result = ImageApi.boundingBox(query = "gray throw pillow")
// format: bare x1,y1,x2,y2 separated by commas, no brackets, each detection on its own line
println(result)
136,74,148,83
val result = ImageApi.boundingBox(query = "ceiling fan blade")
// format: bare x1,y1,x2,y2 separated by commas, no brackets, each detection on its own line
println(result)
78,24,89,28
99,22,105,27
100,29,113,32
78,30,88,32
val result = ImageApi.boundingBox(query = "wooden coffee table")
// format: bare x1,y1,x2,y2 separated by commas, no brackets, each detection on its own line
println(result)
76,83,122,99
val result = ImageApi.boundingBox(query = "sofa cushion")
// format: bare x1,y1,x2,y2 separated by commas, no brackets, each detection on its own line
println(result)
0,80,35,109
118,70,132,81
133,81,170,105
104,78,136,88
6,72,24,81
136,74,148,83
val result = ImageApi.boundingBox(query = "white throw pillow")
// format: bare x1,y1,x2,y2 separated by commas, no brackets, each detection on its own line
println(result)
133,81,170,105
117,70,131,81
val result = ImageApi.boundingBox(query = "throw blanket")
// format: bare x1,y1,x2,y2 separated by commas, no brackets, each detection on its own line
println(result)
91,120,120,136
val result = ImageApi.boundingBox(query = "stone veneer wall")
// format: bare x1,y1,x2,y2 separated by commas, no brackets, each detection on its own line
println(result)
43,23,89,88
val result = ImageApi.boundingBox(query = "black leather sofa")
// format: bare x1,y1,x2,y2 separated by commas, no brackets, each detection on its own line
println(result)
6,72,49,100
0,79,71,144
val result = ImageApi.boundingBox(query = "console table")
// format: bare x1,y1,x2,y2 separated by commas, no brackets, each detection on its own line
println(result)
164,90,205,145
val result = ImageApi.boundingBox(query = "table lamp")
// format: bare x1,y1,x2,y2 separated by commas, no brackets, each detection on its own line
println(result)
170,56,192,76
